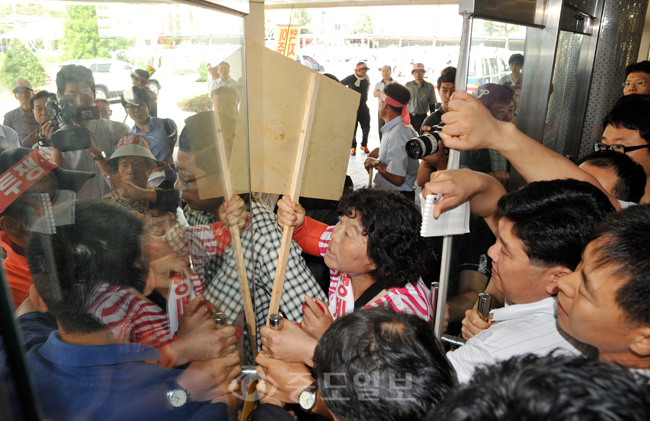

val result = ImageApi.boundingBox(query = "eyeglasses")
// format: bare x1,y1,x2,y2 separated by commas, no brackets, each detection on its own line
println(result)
622,81,648,88
169,162,212,190
125,103,147,111
594,142,650,153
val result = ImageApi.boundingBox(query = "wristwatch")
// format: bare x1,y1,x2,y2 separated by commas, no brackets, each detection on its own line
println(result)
372,159,381,168
298,382,317,413
165,378,189,408
92,151,107,161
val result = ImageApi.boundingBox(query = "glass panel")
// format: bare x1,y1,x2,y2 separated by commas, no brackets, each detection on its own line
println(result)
0,1,255,417
429,18,528,341
542,31,585,154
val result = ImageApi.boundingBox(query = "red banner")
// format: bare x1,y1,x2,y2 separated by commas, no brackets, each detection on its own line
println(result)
0,150,57,213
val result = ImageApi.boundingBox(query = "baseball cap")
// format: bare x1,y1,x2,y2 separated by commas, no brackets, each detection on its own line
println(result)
412,63,426,73
13,80,34,93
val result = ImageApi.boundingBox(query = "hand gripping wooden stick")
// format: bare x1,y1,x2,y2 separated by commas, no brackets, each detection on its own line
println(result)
267,73,321,326
211,109,258,354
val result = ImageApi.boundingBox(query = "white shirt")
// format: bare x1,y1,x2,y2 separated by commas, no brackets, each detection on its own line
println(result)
447,296,596,383
374,78,396,105
40,119,129,200
0,124,20,149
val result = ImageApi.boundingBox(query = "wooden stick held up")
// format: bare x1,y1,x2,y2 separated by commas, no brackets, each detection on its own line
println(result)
267,73,321,325
211,109,258,354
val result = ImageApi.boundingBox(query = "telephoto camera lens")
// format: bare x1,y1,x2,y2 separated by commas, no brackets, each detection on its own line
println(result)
405,131,442,159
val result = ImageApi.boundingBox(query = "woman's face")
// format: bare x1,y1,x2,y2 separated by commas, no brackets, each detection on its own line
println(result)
117,156,153,191
324,213,375,277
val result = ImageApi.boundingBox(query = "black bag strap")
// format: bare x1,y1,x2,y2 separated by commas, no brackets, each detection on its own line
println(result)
354,282,384,309
162,118,177,150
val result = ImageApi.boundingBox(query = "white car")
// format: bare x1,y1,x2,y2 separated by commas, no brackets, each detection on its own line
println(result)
58,59,161,100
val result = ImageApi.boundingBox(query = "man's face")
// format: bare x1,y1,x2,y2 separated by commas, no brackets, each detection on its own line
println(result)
324,214,374,277
509,61,523,76
556,239,634,357
125,101,150,125
218,64,230,80
174,151,223,212
61,82,94,109
438,82,455,110
14,88,33,109
381,66,392,80
601,124,650,178
488,218,552,304
98,107,112,119
355,68,368,78
489,101,515,122
413,69,425,83
578,162,619,199
623,71,650,95
32,97,50,125
117,156,152,189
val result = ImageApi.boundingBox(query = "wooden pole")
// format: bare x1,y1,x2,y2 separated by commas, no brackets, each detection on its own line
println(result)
267,73,321,325
211,109,258,354
368,166,374,187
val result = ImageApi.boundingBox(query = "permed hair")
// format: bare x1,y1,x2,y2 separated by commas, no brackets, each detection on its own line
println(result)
338,187,427,289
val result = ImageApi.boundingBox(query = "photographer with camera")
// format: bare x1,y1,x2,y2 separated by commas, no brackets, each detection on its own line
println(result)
420,67,456,134
39,65,129,200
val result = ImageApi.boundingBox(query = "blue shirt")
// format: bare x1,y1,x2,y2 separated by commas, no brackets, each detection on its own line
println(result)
130,117,177,183
374,116,419,191
19,312,229,421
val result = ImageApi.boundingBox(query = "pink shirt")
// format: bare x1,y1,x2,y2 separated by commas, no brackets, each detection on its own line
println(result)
318,226,432,321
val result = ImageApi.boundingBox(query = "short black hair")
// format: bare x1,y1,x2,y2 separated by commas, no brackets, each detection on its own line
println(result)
121,85,152,108
578,150,647,203
25,201,148,334
625,60,650,78
383,83,411,114
314,307,455,421
590,204,650,327
437,66,456,89
56,64,95,95
29,90,56,110
430,354,650,421
508,53,524,66
602,94,650,145
338,187,427,289
497,179,615,270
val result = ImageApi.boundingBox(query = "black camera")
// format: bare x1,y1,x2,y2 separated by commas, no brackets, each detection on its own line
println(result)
42,96,100,152
405,125,444,159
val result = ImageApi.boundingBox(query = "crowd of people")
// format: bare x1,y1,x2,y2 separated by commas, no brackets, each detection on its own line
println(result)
0,49,650,421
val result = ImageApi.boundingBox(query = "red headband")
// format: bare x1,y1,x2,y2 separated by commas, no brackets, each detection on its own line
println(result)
381,92,411,126
0,150,58,213
131,71,149,84
355,63,368,71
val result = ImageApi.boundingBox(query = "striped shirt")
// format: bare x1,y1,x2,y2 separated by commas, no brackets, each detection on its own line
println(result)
447,296,596,383
86,283,171,348
318,225,431,322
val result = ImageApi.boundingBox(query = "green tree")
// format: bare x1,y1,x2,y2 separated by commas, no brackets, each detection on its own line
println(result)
350,13,374,35
290,9,312,34
0,38,46,90
481,21,521,37
59,5,109,60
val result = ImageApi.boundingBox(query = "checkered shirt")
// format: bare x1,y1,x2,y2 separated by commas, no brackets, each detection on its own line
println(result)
3,107,39,144
186,201,325,364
